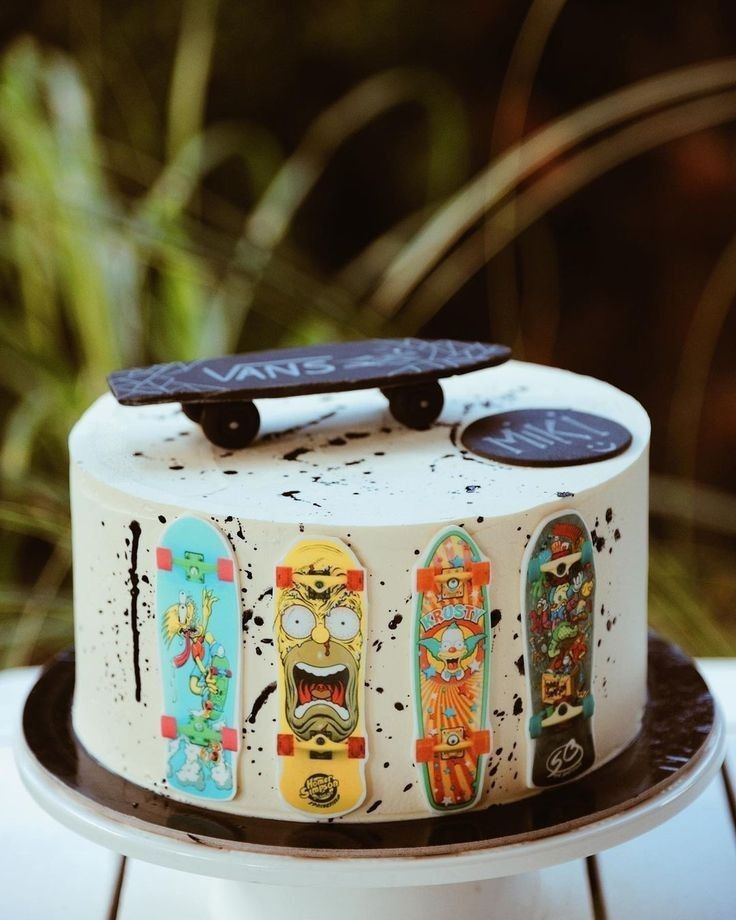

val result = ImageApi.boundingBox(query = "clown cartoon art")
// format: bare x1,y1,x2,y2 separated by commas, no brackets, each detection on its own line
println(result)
523,512,596,787
156,516,241,801
274,537,367,817
413,527,492,812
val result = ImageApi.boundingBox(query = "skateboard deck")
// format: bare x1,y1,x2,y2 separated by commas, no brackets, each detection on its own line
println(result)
274,537,368,817
108,338,510,405
413,527,492,812
523,512,596,787
156,516,241,800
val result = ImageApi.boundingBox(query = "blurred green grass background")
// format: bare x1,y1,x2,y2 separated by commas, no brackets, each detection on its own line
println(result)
0,1,735,666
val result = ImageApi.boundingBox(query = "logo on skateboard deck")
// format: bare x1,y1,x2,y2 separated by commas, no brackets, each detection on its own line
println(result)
274,537,367,817
156,517,241,800
523,512,596,787
413,528,492,811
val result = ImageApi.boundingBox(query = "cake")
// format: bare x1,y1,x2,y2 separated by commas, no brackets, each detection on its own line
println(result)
69,342,650,822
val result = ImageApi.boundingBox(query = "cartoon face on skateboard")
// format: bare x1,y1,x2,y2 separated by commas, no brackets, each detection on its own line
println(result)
413,528,492,811
523,512,596,787
274,537,367,817
156,517,241,800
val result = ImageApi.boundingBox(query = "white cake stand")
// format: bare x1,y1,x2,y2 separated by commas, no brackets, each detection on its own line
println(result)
16,638,726,920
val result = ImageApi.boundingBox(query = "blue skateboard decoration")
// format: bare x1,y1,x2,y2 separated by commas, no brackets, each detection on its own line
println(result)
156,516,241,800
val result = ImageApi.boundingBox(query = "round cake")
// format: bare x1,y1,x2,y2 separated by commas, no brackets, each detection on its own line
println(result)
69,353,650,822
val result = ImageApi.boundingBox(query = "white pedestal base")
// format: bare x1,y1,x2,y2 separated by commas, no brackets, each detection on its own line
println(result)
212,873,540,920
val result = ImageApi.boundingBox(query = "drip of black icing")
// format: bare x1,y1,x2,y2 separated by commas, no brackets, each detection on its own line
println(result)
247,681,277,724
129,520,142,702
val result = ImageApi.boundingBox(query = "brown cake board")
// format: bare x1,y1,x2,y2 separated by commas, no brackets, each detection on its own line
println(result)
15,634,725,919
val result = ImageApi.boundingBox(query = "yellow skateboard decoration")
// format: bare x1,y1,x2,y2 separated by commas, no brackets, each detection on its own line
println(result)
274,537,368,817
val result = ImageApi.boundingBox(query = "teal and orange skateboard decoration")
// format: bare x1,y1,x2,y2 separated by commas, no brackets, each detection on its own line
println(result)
274,537,368,818
156,516,241,800
523,512,595,787
413,527,492,811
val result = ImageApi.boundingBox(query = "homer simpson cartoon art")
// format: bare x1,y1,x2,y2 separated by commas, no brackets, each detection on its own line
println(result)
274,536,368,817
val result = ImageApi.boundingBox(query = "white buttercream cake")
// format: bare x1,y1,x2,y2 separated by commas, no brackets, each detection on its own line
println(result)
70,357,650,822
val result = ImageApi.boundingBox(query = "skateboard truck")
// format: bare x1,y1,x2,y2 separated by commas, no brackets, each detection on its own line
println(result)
416,561,491,594
277,732,366,760
415,727,491,762
276,566,364,592
157,546,234,583
160,714,239,751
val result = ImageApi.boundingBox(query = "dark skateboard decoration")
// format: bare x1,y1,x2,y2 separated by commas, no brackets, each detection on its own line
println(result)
523,512,596,787
413,527,492,812
461,409,632,467
108,338,510,448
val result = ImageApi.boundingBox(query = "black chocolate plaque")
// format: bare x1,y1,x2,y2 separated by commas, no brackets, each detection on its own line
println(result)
108,338,510,406
461,409,632,467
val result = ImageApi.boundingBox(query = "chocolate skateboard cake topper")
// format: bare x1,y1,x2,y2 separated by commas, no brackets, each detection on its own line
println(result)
107,338,510,448
461,408,632,467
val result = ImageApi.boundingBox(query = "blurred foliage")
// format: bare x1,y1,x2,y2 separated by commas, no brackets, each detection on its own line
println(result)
0,0,735,666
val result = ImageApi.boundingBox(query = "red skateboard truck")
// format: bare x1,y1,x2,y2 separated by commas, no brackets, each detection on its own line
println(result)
416,560,491,593
277,732,366,759
276,566,364,592
415,727,491,762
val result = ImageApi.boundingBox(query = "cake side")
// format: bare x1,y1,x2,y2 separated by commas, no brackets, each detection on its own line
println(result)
70,359,649,822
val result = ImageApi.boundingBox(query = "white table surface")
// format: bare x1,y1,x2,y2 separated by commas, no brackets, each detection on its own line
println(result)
2,661,735,920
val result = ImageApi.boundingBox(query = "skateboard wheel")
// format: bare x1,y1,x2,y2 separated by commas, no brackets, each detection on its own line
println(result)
181,401,206,423
472,729,491,755
156,547,173,570
221,727,239,751
582,694,595,718
217,557,234,582
346,569,364,592
529,713,543,739
347,736,366,759
415,737,435,762
276,566,293,588
200,400,260,449
277,733,295,756
471,561,491,586
416,567,436,593
385,381,444,430
161,715,178,739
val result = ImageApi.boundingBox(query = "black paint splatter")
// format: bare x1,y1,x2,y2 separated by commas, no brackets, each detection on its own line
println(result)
128,520,142,703
366,800,382,814
247,682,277,724
591,530,606,553
513,697,523,716
388,614,403,630
283,446,311,462
514,655,525,676
605,507,613,523
556,491,574,498
490,609,502,629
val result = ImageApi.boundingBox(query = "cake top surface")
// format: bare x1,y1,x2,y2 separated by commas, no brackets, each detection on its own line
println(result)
71,359,650,526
